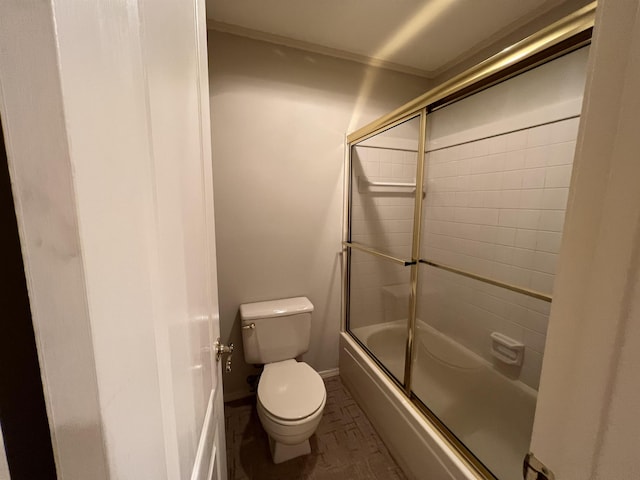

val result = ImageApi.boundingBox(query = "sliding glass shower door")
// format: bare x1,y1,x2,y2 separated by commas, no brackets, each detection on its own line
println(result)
412,46,587,479
347,114,422,386
345,42,590,479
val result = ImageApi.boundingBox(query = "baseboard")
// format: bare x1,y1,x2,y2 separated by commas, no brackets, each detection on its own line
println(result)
318,368,340,379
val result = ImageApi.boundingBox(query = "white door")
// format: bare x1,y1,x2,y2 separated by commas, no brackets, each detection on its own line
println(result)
0,0,227,478
527,1,640,478
185,1,228,476
143,0,228,478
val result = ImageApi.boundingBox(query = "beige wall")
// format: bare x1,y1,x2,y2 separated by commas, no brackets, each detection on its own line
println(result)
208,31,430,399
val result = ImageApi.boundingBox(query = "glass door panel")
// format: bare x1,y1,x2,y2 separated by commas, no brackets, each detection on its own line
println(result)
350,115,421,259
348,248,411,385
413,262,549,479
422,46,589,296
412,47,589,479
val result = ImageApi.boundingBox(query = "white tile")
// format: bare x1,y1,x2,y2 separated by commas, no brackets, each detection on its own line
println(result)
500,189,520,208
502,170,523,189
505,130,528,151
533,251,558,274
470,172,501,191
459,142,475,159
524,329,547,354
351,204,365,220
522,168,546,189
453,191,470,206
498,209,519,227
391,163,404,178
520,348,543,390
477,225,498,243
527,123,553,147
539,210,566,232
471,156,492,174
550,117,580,143
430,206,455,221
457,158,473,175
546,141,576,166
455,207,499,225
520,307,549,334
404,150,417,164
525,146,548,168
536,231,562,253
488,135,508,154
455,176,470,192
504,150,526,170
483,191,502,208
444,162,459,177
545,164,573,188
446,145,464,161
427,149,442,164
492,262,531,287
517,209,541,230
472,138,490,156
469,191,484,206
512,248,535,269
473,292,510,318
379,162,392,177
515,229,537,249
403,164,416,179
541,188,569,210
355,147,368,162
492,154,507,173
519,189,544,209
494,245,514,264
530,271,555,294
495,227,516,246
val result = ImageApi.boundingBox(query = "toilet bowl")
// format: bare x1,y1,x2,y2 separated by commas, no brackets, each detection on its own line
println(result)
256,360,326,463
240,297,326,464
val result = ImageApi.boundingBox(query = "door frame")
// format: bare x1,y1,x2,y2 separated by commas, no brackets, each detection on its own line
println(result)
530,0,640,478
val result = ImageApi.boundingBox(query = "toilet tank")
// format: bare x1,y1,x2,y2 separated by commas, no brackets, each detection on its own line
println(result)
240,297,314,364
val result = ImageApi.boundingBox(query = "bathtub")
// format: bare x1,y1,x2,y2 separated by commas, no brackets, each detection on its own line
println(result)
340,320,537,480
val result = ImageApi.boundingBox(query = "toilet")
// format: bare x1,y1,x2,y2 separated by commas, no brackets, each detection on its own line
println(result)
240,297,326,464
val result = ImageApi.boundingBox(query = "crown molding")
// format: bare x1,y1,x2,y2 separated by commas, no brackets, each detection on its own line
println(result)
207,20,434,79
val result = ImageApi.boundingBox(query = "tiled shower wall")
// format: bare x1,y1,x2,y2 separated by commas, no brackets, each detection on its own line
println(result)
349,119,579,388
423,117,578,295
418,117,579,389
349,145,416,328
349,48,588,390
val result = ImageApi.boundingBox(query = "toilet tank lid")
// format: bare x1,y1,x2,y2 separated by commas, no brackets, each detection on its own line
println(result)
239,296,314,320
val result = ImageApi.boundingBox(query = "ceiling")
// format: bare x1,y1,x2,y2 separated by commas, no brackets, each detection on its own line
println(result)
206,0,583,78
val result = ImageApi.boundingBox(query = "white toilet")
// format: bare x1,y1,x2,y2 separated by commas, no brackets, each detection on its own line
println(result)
240,297,326,464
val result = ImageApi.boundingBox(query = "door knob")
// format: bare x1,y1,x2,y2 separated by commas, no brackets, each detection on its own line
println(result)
215,338,234,373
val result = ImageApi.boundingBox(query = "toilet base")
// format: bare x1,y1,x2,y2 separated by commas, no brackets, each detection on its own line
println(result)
268,436,311,464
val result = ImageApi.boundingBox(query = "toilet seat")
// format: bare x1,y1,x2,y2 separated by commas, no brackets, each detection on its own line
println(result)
258,360,326,421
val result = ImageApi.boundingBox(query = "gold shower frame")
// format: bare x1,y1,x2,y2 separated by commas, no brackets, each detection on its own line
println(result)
341,3,596,479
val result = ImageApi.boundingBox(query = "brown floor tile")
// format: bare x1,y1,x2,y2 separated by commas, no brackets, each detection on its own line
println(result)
224,376,408,480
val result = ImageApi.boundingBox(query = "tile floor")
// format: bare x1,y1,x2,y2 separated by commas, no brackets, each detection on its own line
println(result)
224,376,407,480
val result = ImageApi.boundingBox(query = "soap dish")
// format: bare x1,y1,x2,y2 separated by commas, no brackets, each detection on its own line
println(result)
490,332,525,366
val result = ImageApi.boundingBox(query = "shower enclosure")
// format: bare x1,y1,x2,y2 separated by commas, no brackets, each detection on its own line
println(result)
342,4,594,480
